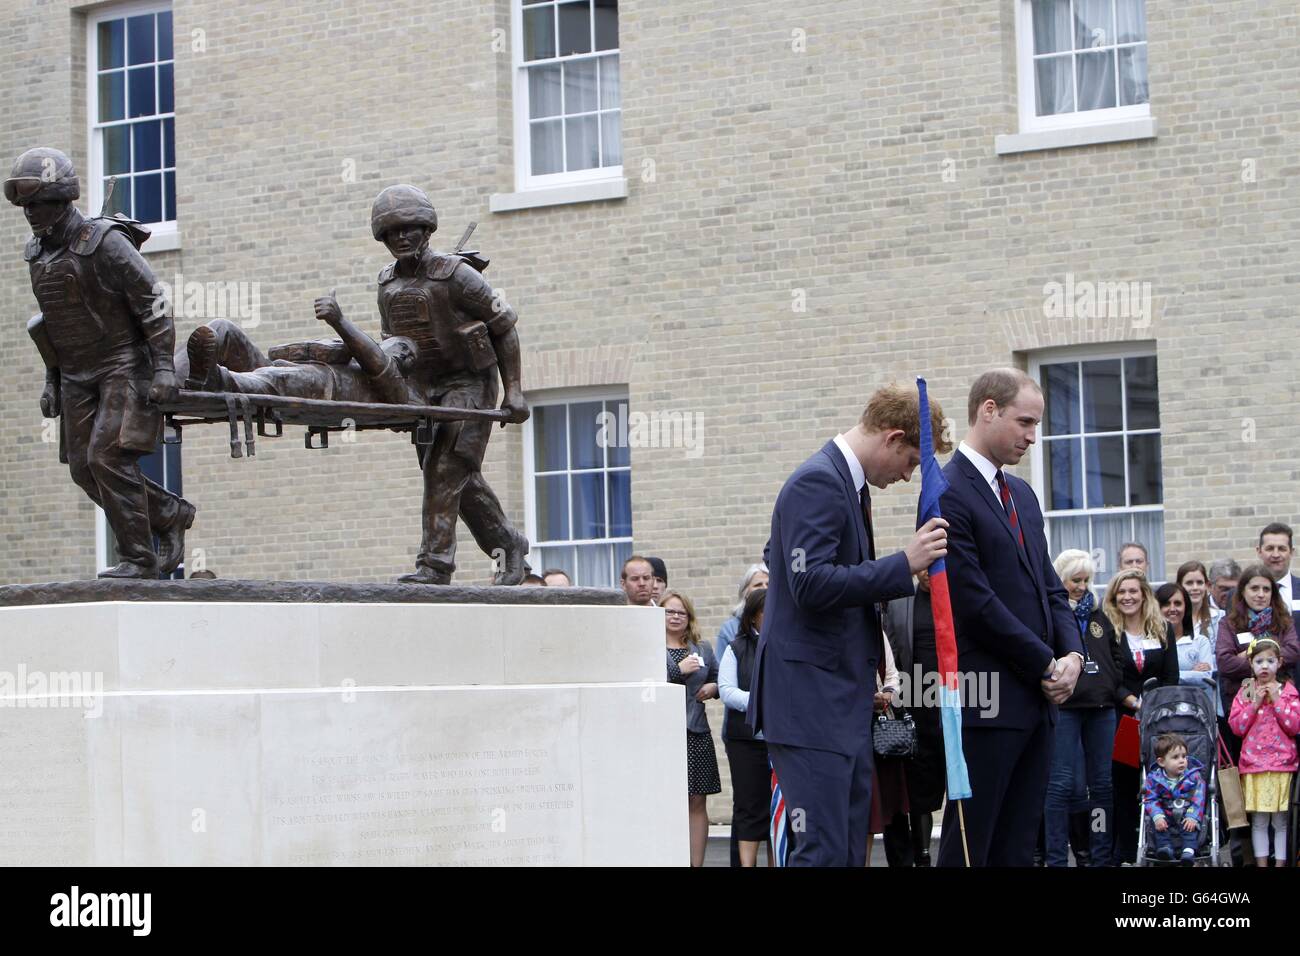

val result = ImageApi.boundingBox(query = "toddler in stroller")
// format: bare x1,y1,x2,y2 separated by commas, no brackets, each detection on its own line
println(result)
1136,682,1221,866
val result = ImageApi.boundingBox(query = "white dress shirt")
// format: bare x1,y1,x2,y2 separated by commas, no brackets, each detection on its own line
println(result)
958,441,1001,498
1277,570,1294,611
833,433,866,495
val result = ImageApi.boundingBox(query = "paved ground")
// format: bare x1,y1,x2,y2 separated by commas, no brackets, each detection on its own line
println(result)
702,826,938,867
702,826,1235,867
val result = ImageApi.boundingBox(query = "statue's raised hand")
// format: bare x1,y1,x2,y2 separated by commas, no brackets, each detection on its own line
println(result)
314,289,343,327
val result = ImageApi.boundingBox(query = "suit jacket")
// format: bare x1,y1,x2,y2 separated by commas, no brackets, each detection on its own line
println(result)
940,450,1083,729
1113,621,1180,702
748,440,914,755
882,594,916,677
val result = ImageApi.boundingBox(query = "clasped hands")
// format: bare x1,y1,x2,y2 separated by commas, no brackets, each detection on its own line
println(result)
1243,679,1282,705
1040,653,1082,704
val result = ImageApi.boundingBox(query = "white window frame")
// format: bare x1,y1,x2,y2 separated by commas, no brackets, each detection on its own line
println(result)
1028,342,1164,583
1014,0,1151,133
85,0,179,253
999,0,1156,155
509,0,623,195
522,386,632,587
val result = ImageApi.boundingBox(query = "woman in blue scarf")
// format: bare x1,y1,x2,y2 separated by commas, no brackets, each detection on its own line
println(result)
1044,549,1125,866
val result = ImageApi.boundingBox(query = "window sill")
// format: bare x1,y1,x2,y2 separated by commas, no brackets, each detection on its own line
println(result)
489,178,628,213
141,228,181,254
995,117,1158,156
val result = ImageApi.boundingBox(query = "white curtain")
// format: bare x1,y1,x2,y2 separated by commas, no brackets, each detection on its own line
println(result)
1034,0,1148,116
1118,45,1149,106
1115,0,1147,44
1032,0,1074,115
1074,0,1115,111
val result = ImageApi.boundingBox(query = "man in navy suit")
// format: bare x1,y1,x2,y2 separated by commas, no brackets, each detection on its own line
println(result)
937,368,1084,867
749,384,951,866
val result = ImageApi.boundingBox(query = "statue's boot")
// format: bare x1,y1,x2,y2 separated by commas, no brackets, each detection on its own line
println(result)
492,529,530,586
98,560,157,580
398,566,452,586
184,325,219,390
156,498,197,576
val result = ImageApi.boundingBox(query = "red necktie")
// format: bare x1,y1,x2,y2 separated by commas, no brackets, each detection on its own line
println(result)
1134,646,1145,672
995,470,1025,548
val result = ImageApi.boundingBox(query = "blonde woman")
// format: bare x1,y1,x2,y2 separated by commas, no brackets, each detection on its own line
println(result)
1103,568,1178,865
661,589,719,867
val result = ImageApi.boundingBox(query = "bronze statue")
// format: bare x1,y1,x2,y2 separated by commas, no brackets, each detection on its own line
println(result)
184,308,423,406
171,184,531,587
6,148,194,579
358,184,531,586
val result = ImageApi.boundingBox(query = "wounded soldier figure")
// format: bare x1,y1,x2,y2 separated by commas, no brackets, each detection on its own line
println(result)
181,294,420,406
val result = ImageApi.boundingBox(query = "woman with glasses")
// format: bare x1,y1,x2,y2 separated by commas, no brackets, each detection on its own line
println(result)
662,589,720,867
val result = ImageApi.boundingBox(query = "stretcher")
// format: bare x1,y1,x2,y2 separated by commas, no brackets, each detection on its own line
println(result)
160,389,509,458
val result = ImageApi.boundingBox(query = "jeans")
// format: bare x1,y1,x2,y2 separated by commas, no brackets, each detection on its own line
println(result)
1152,821,1194,858
1045,707,1115,867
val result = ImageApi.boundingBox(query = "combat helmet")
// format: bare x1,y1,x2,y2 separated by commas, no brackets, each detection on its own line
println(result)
4,147,80,205
370,184,437,241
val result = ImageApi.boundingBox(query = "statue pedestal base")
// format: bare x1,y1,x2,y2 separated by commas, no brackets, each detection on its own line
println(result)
0,597,684,866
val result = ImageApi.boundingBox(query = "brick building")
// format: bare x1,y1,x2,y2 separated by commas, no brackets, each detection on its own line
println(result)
2,0,1297,821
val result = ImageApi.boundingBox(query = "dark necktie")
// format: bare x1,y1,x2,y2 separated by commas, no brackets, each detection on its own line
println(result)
859,485,876,561
860,483,884,627
995,470,1025,548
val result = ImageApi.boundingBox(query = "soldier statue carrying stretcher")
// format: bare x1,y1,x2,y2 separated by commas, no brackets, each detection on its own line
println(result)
10,150,529,586
6,147,194,579
176,184,532,586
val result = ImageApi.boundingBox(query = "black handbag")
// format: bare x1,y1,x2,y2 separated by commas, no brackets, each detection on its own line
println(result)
873,707,917,759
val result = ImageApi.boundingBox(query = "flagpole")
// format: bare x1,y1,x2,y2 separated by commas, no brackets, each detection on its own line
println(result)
957,801,971,867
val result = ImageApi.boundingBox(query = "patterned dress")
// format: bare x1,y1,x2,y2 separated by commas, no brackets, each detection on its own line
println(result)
668,646,721,795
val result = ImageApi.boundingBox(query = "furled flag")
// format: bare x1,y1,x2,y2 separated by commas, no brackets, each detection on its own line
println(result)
769,763,789,866
916,377,972,801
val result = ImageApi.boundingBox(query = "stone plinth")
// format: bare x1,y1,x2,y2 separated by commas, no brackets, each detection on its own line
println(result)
0,598,684,866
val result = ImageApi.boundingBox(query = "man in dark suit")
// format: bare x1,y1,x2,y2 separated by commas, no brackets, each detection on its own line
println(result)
936,368,1084,867
749,384,950,866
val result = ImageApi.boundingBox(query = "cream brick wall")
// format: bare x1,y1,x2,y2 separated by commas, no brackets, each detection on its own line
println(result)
3,0,1298,824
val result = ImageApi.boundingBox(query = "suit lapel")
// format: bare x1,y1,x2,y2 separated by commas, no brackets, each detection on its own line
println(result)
821,442,868,562
955,452,1035,579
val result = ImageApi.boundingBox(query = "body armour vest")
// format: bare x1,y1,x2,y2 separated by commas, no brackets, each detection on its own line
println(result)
26,220,148,375
378,253,497,379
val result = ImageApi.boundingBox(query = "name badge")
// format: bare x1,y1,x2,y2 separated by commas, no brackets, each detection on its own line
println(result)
1238,632,1254,646
1141,637,1162,651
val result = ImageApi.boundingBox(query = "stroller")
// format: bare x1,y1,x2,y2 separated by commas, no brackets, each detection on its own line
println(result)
1134,679,1223,866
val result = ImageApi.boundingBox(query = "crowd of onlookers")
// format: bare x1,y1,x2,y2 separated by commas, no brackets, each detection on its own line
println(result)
547,524,1300,867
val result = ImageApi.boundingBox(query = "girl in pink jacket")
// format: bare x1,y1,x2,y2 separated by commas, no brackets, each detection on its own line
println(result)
1228,637,1300,867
